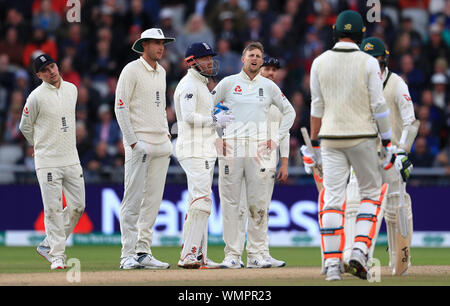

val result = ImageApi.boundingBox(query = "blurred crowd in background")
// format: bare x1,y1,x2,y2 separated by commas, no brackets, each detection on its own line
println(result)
0,0,449,184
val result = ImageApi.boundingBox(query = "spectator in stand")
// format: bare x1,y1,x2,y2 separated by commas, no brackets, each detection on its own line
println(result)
124,0,154,31
434,144,450,174
397,53,426,102
58,23,90,75
175,14,215,58
4,8,31,42
83,140,115,181
410,136,435,167
423,23,449,68
2,103,23,144
254,0,277,35
215,39,242,81
93,104,121,154
421,88,444,136
215,11,243,53
22,27,58,69
0,27,24,67
241,11,262,43
76,120,92,167
31,0,61,38
60,56,81,88
206,0,247,35
431,73,448,110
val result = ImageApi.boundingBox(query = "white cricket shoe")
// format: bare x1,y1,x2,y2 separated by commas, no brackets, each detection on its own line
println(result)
120,256,144,270
247,255,272,268
50,258,66,270
220,256,242,269
264,255,286,268
178,254,201,269
348,248,368,280
36,245,51,263
325,264,343,281
200,258,221,269
135,253,170,270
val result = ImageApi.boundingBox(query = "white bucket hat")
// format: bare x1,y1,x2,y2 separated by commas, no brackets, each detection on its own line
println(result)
131,28,175,53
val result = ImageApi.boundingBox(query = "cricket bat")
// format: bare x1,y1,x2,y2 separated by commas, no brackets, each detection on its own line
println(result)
301,127,323,193
395,174,410,275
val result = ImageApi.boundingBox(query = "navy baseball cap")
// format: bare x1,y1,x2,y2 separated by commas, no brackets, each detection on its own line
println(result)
261,56,281,69
34,53,55,73
184,42,217,62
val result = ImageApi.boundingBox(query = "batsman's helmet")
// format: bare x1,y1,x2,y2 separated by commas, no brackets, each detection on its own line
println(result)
184,42,219,77
333,10,366,45
361,37,390,67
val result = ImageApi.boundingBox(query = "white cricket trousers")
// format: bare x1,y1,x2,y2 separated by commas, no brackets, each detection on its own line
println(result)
120,139,172,258
321,138,382,266
219,139,271,258
36,164,85,260
237,168,276,257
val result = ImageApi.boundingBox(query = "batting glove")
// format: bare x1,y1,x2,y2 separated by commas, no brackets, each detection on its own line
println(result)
381,139,396,170
395,149,413,182
300,143,321,175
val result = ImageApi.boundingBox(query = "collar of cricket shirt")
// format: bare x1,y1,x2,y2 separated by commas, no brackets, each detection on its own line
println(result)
239,69,261,83
188,68,208,84
333,41,360,51
139,56,160,72
42,77,63,90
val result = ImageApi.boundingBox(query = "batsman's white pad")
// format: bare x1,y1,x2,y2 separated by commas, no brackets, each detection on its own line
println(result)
319,190,346,267
343,171,359,264
353,183,388,254
180,200,210,261
385,192,413,274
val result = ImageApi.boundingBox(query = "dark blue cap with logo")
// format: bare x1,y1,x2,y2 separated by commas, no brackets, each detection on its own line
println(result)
262,56,281,69
34,53,55,73
184,42,217,62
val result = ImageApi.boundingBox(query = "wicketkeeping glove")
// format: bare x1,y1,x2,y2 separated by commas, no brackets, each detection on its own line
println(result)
395,149,413,182
213,111,235,128
214,102,229,115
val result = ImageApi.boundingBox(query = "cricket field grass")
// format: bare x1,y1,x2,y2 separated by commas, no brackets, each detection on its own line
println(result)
0,246,449,286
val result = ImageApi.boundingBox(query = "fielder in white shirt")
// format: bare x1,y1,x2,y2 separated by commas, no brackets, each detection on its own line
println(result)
115,28,174,270
19,54,85,270
236,56,289,268
212,42,295,269
174,42,234,269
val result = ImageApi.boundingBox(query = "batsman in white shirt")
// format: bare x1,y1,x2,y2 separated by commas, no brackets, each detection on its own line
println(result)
343,37,416,276
174,42,234,269
302,11,395,281
20,54,85,270
115,28,174,269
212,42,295,269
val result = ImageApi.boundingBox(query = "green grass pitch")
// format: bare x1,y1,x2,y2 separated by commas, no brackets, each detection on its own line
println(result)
1,246,449,285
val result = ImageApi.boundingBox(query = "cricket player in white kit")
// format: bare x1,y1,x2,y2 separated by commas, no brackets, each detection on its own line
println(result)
212,42,295,268
115,28,174,269
174,42,234,269
20,54,85,270
343,37,416,276
236,56,289,268
303,11,396,281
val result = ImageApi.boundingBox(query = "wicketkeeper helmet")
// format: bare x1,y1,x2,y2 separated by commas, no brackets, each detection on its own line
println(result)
361,37,390,68
184,42,219,77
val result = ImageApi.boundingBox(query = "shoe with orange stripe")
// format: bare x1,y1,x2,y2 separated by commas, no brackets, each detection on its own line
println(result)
348,248,368,280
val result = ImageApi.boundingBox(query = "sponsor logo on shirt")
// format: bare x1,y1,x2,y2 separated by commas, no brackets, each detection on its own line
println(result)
23,107,29,116
117,99,125,109
233,85,242,95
